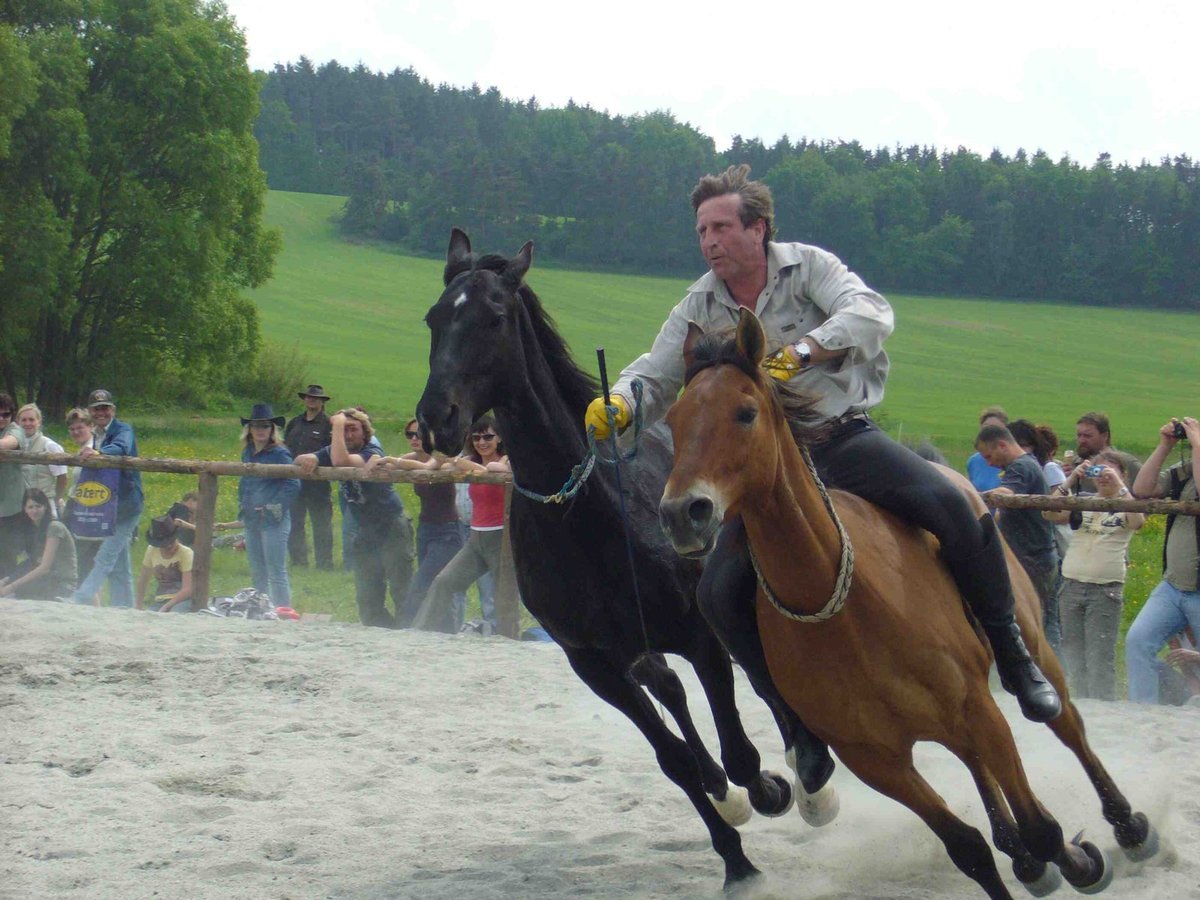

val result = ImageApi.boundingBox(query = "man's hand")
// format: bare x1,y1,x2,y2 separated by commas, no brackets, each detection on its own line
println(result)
294,453,318,475
585,395,630,441
1181,416,1200,445
330,412,346,428
761,346,801,381
1165,647,1200,669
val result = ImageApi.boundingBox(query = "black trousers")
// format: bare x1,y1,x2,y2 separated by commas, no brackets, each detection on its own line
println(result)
697,419,999,721
288,480,334,568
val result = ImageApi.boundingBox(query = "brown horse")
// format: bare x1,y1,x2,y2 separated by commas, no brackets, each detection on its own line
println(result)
658,309,1160,899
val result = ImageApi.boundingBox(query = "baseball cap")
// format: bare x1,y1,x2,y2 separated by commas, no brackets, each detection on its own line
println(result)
87,389,115,408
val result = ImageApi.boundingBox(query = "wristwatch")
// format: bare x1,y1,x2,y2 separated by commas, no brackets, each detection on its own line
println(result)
792,340,813,368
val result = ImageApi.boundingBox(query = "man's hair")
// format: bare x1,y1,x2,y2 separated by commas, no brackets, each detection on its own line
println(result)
0,392,13,413
17,403,42,423
1036,424,1059,459
65,407,92,426
979,405,1008,426
976,424,1015,448
1077,411,1111,438
690,164,775,248
335,407,375,442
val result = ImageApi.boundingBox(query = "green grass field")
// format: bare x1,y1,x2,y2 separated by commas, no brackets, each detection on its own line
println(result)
33,190,1199,680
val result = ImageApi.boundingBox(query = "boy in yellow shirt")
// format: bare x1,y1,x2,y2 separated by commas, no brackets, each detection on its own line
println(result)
136,516,194,612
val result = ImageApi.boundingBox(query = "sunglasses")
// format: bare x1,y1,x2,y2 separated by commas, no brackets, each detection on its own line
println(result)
0,411,11,418
472,433,497,442
405,430,420,439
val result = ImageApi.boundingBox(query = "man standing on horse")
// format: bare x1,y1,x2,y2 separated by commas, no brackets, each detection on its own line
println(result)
585,164,1061,729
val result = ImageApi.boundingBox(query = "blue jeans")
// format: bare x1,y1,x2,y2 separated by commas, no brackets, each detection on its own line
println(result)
1126,579,1200,703
71,514,140,607
399,521,465,627
244,510,292,606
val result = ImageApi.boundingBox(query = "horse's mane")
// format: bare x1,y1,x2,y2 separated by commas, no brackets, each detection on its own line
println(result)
684,329,829,446
445,252,599,414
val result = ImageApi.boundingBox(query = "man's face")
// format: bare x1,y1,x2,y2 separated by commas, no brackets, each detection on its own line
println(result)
696,194,766,285
343,419,365,450
17,410,40,437
90,405,114,429
303,395,324,414
1075,422,1108,456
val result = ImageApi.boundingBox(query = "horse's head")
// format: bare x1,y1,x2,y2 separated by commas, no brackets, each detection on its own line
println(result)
660,308,819,557
416,228,532,454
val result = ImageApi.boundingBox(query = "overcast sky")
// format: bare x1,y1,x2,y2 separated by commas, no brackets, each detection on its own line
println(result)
221,0,1198,167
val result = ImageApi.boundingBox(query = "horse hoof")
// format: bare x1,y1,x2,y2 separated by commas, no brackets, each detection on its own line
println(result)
796,781,839,827
1018,861,1063,897
1119,814,1160,863
749,771,795,818
1063,838,1113,895
710,784,753,827
722,860,762,894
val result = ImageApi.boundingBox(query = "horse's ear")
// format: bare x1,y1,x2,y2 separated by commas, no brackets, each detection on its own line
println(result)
505,241,534,286
446,229,472,284
735,308,767,366
683,321,704,370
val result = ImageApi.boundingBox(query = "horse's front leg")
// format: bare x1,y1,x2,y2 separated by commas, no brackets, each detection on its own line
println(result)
563,646,760,889
631,652,752,826
694,517,839,825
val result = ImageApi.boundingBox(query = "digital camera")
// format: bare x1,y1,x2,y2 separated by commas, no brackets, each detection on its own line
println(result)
1085,465,1105,477
1173,420,1188,440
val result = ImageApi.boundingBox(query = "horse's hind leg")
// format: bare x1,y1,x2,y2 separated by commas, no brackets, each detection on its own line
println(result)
836,743,1013,900
1045,698,1159,862
966,762,1063,896
632,653,752,825
1029,637,1161,863
564,646,759,889
683,630,797,819
965,697,1113,893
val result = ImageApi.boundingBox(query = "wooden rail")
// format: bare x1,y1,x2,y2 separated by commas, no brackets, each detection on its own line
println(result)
0,449,518,636
6,448,1199,638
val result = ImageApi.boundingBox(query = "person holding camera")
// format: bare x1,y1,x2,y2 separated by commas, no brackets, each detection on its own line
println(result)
1044,450,1144,699
1126,416,1200,703
976,423,1062,650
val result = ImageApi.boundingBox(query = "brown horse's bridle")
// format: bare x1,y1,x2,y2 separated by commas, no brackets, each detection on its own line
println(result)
747,446,855,623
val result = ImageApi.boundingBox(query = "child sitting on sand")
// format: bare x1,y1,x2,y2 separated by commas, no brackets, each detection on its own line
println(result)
135,516,194,613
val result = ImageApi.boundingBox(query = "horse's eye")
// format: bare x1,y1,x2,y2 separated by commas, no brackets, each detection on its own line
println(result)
736,406,757,426
490,312,506,329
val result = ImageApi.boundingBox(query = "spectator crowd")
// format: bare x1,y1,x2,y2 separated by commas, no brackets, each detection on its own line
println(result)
0,387,1196,705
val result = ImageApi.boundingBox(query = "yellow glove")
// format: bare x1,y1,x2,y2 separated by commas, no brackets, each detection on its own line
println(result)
585,395,631,441
761,346,801,381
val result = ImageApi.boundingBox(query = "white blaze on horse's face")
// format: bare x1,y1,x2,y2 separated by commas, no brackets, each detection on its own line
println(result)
452,291,469,308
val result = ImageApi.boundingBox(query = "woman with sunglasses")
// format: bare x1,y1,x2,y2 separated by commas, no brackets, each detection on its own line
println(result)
405,416,509,634
0,488,77,600
373,418,467,627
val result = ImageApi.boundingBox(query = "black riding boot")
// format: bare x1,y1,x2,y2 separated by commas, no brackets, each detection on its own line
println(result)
943,514,1062,723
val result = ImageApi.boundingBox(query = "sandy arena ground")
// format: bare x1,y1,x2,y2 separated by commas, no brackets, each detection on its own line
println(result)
1,598,1196,899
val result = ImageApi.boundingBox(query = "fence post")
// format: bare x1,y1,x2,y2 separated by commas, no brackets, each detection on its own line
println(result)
494,483,520,639
191,473,219,610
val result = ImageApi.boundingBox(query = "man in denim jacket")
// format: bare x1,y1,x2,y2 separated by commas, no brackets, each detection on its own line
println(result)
69,389,144,606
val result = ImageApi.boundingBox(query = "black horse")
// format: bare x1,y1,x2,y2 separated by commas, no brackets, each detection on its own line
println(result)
416,230,818,888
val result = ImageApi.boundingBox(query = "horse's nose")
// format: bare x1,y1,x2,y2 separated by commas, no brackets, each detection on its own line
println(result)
659,492,719,557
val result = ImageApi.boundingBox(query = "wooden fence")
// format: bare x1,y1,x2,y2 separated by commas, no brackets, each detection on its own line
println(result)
4,448,1199,638
0,449,521,637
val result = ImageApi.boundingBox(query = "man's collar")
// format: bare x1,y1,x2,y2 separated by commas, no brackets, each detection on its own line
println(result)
686,242,798,300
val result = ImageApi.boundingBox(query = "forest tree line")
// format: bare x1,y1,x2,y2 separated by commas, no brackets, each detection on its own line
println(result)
256,58,1199,309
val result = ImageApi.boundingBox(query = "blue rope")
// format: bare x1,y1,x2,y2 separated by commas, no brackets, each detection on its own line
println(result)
511,380,645,505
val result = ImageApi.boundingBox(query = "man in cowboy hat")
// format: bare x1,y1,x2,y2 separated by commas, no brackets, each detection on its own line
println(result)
285,384,334,570
68,389,144,606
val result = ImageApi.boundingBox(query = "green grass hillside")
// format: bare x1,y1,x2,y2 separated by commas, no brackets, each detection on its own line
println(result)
253,191,1200,469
